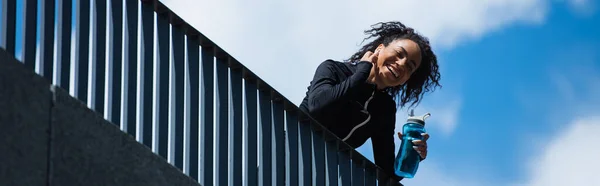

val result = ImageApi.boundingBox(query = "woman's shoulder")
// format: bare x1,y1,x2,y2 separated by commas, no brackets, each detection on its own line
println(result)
313,59,354,77
316,59,345,69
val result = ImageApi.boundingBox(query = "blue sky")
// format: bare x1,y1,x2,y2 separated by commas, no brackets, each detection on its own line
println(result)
398,3,600,185
397,4,600,185
4,0,600,185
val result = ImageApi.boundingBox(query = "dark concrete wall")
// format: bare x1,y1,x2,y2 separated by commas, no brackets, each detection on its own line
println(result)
0,49,201,186
0,46,51,186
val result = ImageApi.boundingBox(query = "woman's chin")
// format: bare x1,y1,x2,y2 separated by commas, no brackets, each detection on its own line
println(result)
376,75,400,88
383,77,404,87
385,82,403,88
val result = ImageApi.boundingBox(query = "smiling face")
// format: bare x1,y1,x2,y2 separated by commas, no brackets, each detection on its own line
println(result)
374,39,423,88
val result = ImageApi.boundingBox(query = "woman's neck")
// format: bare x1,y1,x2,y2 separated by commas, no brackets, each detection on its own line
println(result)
367,66,386,90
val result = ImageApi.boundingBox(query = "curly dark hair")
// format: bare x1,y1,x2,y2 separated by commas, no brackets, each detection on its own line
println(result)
346,21,442,108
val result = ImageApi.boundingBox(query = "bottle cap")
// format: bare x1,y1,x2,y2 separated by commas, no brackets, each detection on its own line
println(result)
407,109,431,125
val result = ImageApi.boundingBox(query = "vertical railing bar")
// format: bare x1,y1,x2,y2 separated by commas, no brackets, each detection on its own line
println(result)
186,35,200,180
1,0,16,56
215,54,229,185
57,0,72,91
74,0,90,103
170,17,185,170
258,84,272,186
286,108,299,186
172,19,185,170
226,66,232,186
285,111,289,185
312,126,326,185
351,159,361,186
140,0,154,148
124,0,138,137
325,139,338,186
183,35,190,175
93,0,106,115
364,162,377,186
351,156,365,186
40,0,55,83
110,0,124,126
230,64,243,186
165,20,175,165
104,0,112,120
272,94,285,186
200,46,215,186
22,0,37,70
54,0,72,91
338,149,351,186
244,73,258,186
298,113,312,186
155,10,170,160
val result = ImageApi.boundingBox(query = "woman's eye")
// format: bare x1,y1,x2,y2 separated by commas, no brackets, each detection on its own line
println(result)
409,62,416,72
396,51,403,58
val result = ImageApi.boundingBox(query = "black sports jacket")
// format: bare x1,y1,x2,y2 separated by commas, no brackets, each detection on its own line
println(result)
299,59,401,181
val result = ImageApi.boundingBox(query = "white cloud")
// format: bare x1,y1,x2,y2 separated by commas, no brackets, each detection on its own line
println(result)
520,116,600,186
390,116,600,186
401,160,498,186
402,115,600,186
512,47,600,185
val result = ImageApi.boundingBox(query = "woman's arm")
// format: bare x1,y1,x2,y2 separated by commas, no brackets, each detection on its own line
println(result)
306,60,372,113
371,98,403,182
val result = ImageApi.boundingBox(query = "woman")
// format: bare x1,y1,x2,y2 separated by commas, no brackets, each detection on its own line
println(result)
299,21,441,183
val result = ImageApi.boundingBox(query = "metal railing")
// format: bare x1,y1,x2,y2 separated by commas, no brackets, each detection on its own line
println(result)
0,0,398,185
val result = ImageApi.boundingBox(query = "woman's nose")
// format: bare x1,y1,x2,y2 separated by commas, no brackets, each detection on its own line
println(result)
397,59,406,66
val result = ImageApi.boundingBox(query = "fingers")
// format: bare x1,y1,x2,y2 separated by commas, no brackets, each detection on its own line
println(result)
412,140,427,152
412,139,426,146
413,145,427,159
360,50,380,63
361,51,373,61
422,133,430,141
398,132,429,159
412,140,427,159
412,145,427,153
413,138,428,159
371,49,379,63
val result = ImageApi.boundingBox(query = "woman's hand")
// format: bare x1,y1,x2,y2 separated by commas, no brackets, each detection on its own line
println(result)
398,132,430,160
360,49,380,63
361,49,380,83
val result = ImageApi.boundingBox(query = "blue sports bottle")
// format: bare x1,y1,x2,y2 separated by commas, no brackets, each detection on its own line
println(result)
394,109,430,178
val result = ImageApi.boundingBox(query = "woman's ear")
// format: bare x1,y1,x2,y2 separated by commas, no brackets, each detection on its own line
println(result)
376,44,385,53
